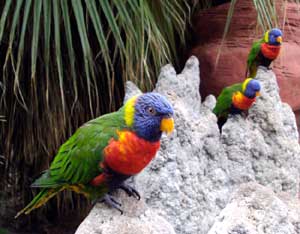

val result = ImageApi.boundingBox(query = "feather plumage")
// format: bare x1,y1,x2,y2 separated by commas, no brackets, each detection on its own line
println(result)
246,28,282,77
213,79,260,131
16,93,174,217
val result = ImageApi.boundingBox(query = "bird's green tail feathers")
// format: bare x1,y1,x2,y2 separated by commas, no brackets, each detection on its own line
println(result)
15,187,63,218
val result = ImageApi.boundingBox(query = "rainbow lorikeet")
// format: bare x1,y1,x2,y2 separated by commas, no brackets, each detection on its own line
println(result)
246,28,282,77
15,93,174,217
213,78,261,131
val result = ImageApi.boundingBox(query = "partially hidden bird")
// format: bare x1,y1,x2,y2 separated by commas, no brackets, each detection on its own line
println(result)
246,28,282,77
213,78,261,131
16,93,174,217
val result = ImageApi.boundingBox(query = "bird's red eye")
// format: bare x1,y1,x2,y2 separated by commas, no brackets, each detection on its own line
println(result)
147,107,156,115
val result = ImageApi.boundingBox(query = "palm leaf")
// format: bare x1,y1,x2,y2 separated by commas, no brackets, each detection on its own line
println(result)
13,0,31,111
0,0,12,43
85,0,112,105
71,0,97,117
215,0,237,66
53,0,66,123
43,0,51,108
31,0,42,79
99,0,126,55
60,0,78,113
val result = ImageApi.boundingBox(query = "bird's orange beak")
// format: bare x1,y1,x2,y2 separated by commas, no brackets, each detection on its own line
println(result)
256,91,260,97
276,36,282,44
160,117,174,135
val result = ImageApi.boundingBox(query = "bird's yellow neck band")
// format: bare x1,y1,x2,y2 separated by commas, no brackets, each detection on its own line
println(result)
242,78,252,92
264,30,270,43
124,95,139,127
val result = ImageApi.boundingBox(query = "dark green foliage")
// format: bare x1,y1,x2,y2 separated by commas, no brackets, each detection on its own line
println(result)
0,228,8,234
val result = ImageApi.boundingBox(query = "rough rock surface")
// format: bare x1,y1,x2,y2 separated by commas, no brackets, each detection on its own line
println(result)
75,191,175,234
76,57,300,234
190,0,300,128
208,182,300,234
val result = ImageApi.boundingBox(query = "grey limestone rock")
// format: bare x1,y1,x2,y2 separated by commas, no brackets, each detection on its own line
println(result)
123,81,143,104
207,182,300,234
75,191,175,234
76,57,300,234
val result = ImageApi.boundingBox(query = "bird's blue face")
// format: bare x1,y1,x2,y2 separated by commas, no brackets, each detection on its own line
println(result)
133,93,174,142
244,79,261,98
268,28,283,45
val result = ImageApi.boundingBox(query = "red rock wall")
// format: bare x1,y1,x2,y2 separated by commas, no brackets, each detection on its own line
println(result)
190,0,300,130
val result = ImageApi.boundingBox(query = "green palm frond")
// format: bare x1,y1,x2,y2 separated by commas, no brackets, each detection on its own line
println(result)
0,0,189,115
253,0,278,30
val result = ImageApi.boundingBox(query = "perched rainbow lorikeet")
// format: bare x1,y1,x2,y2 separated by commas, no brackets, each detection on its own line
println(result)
246,28,283,77
16,93,174,217
213,78,261,131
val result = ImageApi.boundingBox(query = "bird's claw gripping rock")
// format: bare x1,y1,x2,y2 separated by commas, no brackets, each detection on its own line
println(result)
97,194,124,215
241,111,248,118
119,183,141,200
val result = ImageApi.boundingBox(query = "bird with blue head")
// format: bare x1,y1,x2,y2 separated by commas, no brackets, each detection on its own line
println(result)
267,28,283,46
213,78,261,131
243,78,261,99
133,93,174,142
16,92,174,217
247,28,283,77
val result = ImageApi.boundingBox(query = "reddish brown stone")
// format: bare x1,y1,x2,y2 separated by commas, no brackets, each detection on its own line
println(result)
190,0,300,128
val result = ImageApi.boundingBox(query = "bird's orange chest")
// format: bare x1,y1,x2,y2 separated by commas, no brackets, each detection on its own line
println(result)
261,43,281,59
103,131,160,175
232,92,256,110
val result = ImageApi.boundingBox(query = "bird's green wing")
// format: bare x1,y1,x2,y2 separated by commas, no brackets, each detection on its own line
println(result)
32,108,127,188
213,83,242,118
246,39,264,76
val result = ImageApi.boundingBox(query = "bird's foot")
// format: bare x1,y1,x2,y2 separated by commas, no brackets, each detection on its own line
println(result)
119,183,141,200
94,194,123,214
241,112,248,118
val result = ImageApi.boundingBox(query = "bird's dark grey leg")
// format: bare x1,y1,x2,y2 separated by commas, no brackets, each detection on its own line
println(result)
93,194,123,214
241,111,248,118
119,183,141,200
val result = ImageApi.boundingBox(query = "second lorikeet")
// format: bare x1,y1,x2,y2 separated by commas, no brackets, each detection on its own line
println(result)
213,78,261,131
246,28,282,77
16,92,174,217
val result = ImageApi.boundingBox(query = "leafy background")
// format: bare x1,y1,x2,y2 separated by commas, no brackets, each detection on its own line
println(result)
0,0,296,233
